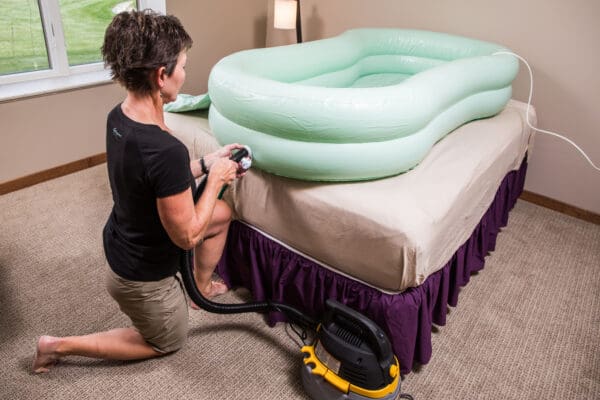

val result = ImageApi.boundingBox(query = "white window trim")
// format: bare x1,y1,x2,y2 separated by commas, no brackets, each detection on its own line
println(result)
0,0,166,102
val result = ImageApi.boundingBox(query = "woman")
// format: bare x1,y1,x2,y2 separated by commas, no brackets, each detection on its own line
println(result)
32,10,243,373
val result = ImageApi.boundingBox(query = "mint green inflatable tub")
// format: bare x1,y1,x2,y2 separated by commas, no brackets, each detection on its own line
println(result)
208,28,518,181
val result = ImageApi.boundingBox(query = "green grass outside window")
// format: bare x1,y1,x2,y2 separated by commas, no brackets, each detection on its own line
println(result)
0,0,136,76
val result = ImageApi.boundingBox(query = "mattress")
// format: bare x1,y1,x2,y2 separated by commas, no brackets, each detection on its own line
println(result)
165,100,536,293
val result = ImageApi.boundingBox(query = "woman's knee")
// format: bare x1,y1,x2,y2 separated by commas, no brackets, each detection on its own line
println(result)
148,292,189,353
202,200,232,240
153,317,188,354
213,200,232,225
112,274,190,354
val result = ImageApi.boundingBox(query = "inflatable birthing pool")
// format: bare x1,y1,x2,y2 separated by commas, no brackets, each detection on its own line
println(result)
208,28,518,181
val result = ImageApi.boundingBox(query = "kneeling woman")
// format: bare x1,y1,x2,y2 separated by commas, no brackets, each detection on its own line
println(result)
33,10,245,372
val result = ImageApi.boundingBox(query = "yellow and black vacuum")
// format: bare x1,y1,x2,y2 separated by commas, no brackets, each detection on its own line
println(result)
180,147,410,400
301,299,402,400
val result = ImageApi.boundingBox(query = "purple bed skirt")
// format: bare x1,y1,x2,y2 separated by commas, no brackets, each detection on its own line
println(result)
216,158,527,375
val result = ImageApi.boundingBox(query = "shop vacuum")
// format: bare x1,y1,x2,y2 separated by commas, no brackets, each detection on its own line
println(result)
180,147,412,400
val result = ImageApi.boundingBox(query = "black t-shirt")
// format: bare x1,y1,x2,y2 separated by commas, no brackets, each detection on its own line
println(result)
103,104,193,281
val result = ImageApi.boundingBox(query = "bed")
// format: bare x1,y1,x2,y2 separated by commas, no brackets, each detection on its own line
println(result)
164,99,536,374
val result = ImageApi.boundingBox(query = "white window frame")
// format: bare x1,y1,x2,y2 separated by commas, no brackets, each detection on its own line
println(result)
0,0,166,102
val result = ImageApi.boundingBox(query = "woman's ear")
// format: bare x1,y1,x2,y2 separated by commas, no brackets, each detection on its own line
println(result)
156,66,167,89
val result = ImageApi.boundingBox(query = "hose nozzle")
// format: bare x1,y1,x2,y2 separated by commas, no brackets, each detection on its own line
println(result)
232,145,252,172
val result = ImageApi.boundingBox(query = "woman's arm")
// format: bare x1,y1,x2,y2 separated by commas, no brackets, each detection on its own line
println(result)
157,157,238,250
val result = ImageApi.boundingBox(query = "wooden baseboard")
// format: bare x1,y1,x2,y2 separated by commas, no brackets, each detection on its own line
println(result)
520,190,600,225
0,153,106,195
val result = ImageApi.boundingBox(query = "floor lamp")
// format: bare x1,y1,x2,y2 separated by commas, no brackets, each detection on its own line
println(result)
274,0,302,43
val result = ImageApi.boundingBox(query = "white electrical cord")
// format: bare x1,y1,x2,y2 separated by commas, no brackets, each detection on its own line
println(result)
493,51,600,172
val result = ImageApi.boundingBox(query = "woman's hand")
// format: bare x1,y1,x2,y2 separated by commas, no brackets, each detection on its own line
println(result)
206,158,238,188
204,143,244,167
204,143,250,178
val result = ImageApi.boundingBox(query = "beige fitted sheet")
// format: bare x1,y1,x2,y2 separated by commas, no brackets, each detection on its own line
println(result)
165,100,536,293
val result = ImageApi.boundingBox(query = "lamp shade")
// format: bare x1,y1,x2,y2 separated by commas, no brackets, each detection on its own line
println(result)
274,0,297,30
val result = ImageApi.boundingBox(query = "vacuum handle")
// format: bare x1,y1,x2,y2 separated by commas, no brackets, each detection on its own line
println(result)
325,299,392,363
217,147,251,199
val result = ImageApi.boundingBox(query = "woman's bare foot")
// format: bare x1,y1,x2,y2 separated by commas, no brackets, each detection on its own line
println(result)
32,336,61,373
189,280,229,310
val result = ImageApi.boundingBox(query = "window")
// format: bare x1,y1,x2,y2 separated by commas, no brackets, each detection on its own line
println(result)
0,0,166,101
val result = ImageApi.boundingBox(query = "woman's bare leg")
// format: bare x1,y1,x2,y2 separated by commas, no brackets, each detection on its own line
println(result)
192,200,231,302
32,327,161,373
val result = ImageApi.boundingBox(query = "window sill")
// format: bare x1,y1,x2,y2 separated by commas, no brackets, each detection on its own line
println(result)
0,69,114,103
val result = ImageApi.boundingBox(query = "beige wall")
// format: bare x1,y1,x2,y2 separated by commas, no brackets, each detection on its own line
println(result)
2,0,599,214
288,0,600,213
167,0,268,93
0,85,123,182
0,0,267,183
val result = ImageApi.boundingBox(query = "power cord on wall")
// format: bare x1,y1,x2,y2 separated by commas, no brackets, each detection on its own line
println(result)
493,51,600,172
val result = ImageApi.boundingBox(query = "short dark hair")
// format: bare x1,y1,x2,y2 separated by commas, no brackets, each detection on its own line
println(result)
101,10,192,95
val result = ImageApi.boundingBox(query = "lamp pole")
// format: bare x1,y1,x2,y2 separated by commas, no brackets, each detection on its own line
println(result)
296,0,302,43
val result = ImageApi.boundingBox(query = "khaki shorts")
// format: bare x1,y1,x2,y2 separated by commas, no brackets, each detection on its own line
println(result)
106,268,189,354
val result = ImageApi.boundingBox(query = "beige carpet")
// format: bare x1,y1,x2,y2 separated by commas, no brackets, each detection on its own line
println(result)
0,164,598,400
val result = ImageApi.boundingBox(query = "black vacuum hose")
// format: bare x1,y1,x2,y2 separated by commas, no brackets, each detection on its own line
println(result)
180,148,317,330
179,247,317,329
